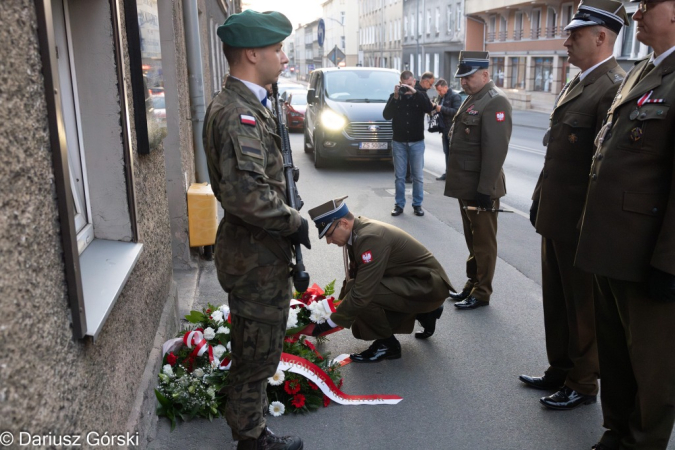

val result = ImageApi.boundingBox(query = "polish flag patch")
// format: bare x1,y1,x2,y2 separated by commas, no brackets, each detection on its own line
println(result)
496,111,505,122
240,114,256,126
361,251,373,264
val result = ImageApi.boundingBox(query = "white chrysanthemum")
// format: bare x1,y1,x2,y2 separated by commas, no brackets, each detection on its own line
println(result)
227,341,231,352
219,305,230,320
162,364,174,378
216,326,230,335
213,344,227,359
203,327,216,340
268,370,285,386
269,401,285,417
193,368,204,378
211,310,224,324
307,301,331,324
286,308,299,329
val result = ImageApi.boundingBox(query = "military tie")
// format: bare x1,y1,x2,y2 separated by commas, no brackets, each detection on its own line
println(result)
638,61,656,82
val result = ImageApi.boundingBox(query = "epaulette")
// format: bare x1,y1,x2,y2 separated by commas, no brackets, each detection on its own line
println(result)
607,69,624,84
489,89,498,98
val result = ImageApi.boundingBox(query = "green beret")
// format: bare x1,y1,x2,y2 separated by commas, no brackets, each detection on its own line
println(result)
217,10,292,48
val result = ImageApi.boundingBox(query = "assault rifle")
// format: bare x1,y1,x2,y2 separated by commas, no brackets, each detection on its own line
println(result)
272,83,310,293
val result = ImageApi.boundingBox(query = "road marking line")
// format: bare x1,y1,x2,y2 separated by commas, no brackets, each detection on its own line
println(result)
510,143,546,155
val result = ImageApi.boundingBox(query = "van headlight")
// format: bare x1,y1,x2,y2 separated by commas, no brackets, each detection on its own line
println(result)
320,109,347,131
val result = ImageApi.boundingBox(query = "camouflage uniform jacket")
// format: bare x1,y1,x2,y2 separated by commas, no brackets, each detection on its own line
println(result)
203,77,301,302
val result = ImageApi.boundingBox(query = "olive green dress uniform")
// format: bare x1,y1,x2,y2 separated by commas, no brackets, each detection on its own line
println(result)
204,76,300,440
532,58,625,396
576,52,675,449
330,217,453,340
444,80,512,302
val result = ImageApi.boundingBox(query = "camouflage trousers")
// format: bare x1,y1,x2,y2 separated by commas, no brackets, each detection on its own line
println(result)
221,264,292,441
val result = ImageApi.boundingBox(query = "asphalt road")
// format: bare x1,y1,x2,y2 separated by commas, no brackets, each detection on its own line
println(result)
149,116,675,450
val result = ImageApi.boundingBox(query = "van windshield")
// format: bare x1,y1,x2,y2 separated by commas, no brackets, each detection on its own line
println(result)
324,70,400,103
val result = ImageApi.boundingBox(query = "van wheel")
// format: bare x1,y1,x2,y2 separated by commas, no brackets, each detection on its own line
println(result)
304,128,314,153
314,132,327,169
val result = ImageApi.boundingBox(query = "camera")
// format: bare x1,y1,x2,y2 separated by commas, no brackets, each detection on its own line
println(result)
398,85,410,93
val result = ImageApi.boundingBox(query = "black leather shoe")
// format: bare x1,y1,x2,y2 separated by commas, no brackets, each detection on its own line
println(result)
454,296,489,310
540,386,597,410
436,173,446,181
391,205,403,216
447,288,471,301
350,338,401,363
415,305,444,339
413,206,425,216
518,374,563,390
237,427,304,450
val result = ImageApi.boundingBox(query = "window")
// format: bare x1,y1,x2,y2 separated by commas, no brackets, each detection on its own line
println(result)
510,56,526,88
404,16,408,37
419,11,423,36
435,7,440,33
456,3,462,33
389,22,393,42
533,57,554,92
447,4,454,33
514,12,523,40
499,16,507,41
410,54,415,74
434,53,440,78
546,7,557,38
561,3,573,36
488,16,496,42
531,9,541,39
340,11,345,25
341,35,345,49
410,13,415,36
425,53,430,73
418,54,422,76
491,57,505,87
426,9,431,34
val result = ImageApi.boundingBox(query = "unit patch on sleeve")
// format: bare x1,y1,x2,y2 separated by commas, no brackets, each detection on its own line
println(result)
240,114,256,126
361,251,373,264
496,111,506,122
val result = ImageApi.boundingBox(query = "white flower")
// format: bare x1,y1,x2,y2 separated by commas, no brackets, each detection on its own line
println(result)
227,341,231,352
307,301,331,324
268,369,285,386
216,326,230,335
213,344,227,359
286,308,299,329
162,364,174,378
269,401,285,417
203,327,216,340
193,368,204,378
211,310,224,324
207,387,216,399
219,305,230,320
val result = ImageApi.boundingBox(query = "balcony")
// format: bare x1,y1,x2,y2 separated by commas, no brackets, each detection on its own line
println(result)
530,27,540,39
514,29,523,41
498,31,507,41
545,26,557,38
487,31,496,42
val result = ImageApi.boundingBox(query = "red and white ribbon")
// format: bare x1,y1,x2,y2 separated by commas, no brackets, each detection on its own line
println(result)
278,353,403,405
637,90,653,108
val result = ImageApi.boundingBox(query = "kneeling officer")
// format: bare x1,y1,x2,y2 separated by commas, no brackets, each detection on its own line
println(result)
309,197,452,361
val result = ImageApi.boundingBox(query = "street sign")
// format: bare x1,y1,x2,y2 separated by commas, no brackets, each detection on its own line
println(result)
327,45,345,66
317,19,325,47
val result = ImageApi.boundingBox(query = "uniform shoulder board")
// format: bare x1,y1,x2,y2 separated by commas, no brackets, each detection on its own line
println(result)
489,89,499,98
608,70,624,84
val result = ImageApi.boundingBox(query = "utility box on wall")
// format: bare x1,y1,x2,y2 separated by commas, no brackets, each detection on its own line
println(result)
187,183,218,247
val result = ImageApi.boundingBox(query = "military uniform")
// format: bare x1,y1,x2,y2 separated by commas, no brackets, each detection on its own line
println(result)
330,217,453,340
531,57,625,397
576,50,675,448
205,11,301,444
444,68,512,304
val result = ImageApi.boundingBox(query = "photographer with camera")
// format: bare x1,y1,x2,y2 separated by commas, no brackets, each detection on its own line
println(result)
383,71,434,217
432,79,462,181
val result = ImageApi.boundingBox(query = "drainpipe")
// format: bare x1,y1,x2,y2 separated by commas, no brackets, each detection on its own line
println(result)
183,0,209,183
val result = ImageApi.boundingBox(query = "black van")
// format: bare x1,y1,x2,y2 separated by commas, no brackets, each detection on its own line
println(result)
304,67,401,168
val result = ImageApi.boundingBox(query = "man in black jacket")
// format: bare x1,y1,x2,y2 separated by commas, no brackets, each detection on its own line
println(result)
383,71,434,217
432,78,462,181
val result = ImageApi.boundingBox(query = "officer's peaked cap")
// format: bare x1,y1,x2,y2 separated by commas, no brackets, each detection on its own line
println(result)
308,196,350,239
564,0,628,34
217,10,292,48
455,51,490,78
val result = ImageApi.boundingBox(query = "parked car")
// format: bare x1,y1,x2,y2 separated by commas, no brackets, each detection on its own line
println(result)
303,67,400,168
284,89,307,132
151,94,166,123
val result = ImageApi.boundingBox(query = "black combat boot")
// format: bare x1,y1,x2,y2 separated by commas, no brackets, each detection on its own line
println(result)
237,428,303,450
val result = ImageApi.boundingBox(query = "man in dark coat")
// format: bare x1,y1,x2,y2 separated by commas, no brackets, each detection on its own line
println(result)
575,0,675,446
519,0,628,412
432,78,462,181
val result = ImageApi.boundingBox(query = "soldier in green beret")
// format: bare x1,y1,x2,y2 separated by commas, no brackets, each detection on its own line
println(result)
204,10,309,450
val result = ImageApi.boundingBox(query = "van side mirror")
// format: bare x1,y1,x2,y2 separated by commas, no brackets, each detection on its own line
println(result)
307,89,316,105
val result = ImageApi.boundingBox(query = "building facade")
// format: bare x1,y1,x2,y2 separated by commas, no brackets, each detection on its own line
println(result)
1,0,236,441
402,0,465,88
322,0,360,67
359,0,404,70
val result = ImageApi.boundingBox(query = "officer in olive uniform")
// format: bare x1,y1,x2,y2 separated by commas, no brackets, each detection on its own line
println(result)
576,0,675,447
444,52,512,310
308,197,453,362
204,10,309,450
519,0,628,412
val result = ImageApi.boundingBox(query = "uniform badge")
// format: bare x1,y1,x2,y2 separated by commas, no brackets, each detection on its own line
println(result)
465,128,471,135
496,111,506,122
240,114,256,126
468,110,479,115
630,127,643,142
630,110,639,120
568,133,578,144
361,251,373,264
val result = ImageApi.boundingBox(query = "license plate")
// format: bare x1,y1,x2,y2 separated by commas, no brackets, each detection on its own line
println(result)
359,142,388,150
